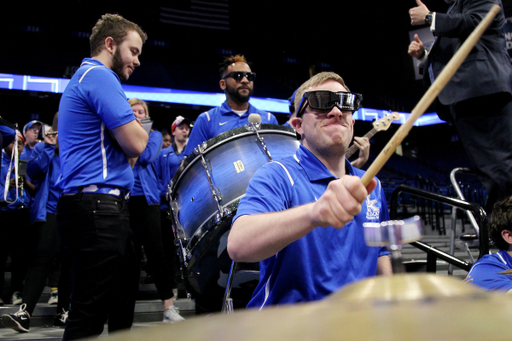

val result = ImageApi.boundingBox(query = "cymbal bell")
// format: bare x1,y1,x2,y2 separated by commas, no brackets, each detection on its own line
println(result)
101,274,512,341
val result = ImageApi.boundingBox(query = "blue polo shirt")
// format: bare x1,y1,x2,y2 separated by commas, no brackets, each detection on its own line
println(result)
183,101,279,155
233,145,390,308
465,250,512,292
57,58,136,191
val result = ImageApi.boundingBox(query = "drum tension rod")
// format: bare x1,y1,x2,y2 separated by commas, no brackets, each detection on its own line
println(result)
249,123,273,162
197,143,225,220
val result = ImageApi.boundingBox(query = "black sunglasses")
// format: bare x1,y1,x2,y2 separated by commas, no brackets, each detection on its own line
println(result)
296,90,363,117
222,71,257,82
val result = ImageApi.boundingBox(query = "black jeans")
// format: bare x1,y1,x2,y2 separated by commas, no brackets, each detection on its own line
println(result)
23,213,71,316
129,196,175,301
0,208,30,301
57,193,139,341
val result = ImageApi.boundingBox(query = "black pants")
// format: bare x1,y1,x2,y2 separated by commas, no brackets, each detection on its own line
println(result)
22,213,71,316
450,92,512,213
0,208,30,301
129,196,175,301
57,193,139,341
160,208,181,284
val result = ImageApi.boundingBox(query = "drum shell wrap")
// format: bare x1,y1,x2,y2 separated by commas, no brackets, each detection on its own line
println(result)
171,124,300,249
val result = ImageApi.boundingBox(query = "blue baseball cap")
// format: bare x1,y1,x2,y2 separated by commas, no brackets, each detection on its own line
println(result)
22,120,42,137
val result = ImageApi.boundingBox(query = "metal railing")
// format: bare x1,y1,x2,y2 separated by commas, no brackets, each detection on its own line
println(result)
390,184,488,272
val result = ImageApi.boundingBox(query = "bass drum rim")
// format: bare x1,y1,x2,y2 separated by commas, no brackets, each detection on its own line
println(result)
170,124,298,195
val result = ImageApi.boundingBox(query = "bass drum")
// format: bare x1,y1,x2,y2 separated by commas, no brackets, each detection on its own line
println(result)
170,124,300,313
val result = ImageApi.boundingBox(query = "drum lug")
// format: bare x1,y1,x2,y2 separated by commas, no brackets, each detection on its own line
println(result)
215,212,222,224
194,141,208,155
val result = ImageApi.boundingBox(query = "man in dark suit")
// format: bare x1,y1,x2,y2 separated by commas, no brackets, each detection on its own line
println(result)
408,0,512,213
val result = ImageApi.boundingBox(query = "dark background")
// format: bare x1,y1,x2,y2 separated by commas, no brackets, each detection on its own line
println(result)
1,0,511,165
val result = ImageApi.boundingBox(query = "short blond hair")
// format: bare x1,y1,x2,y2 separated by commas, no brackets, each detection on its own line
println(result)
294,72,349,115
128,98,150,119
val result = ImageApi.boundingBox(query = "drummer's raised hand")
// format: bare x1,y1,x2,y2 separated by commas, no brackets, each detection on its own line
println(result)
308,175,377,229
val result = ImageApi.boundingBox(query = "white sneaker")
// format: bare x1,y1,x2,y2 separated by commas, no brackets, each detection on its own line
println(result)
48,289,58,305
53,308,68,327
163,306,185,324
11,291,22,305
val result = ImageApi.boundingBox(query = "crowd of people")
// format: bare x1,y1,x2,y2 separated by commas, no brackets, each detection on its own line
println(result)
1,0,512,339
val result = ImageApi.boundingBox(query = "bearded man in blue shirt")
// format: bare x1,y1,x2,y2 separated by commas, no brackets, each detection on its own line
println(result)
51,14,148,340
228,72,392,309
183,54,279,156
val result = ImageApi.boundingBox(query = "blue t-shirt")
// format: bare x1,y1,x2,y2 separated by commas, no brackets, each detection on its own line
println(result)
465,250,512,292
57,58,136,191
183,101,279,155
233,145,390,308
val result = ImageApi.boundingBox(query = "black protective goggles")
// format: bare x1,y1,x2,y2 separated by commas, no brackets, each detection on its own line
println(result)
296,90,363,117
222,71,257,82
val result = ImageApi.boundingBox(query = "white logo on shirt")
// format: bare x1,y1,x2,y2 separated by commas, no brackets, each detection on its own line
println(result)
219,121,228,125
366,196,380,220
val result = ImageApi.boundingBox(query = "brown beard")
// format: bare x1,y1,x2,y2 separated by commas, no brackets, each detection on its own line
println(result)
112,48,127,81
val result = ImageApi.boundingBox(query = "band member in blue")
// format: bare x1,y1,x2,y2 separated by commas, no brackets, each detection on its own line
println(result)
55,14,148,340
183,54,278,156
228,72,392,308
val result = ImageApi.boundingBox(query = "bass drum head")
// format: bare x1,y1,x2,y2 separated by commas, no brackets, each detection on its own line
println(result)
171,124,299,246
170,124,299,313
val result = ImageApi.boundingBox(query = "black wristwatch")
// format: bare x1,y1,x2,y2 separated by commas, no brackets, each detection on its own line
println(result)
425,12,434,26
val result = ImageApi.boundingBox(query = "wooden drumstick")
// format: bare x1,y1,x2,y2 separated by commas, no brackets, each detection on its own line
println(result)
361,4,501,187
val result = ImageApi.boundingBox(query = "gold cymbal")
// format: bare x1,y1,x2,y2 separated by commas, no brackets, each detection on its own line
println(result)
101,274,512,341
329,273,483,303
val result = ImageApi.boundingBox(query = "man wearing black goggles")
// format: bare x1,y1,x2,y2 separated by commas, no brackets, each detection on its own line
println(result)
222,71,256,82
296,91,363,118
229,72,391,309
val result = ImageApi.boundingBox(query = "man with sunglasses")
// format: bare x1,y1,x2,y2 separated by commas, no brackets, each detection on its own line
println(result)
183,55,278,156
285,88,370,168
228,72,392,308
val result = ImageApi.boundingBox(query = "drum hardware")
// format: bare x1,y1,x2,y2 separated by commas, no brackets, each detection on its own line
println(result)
169,188,187,240
198,146,224,220
193,141,209,155
363,216,422,273
174,238,189,268
249,122,273,162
